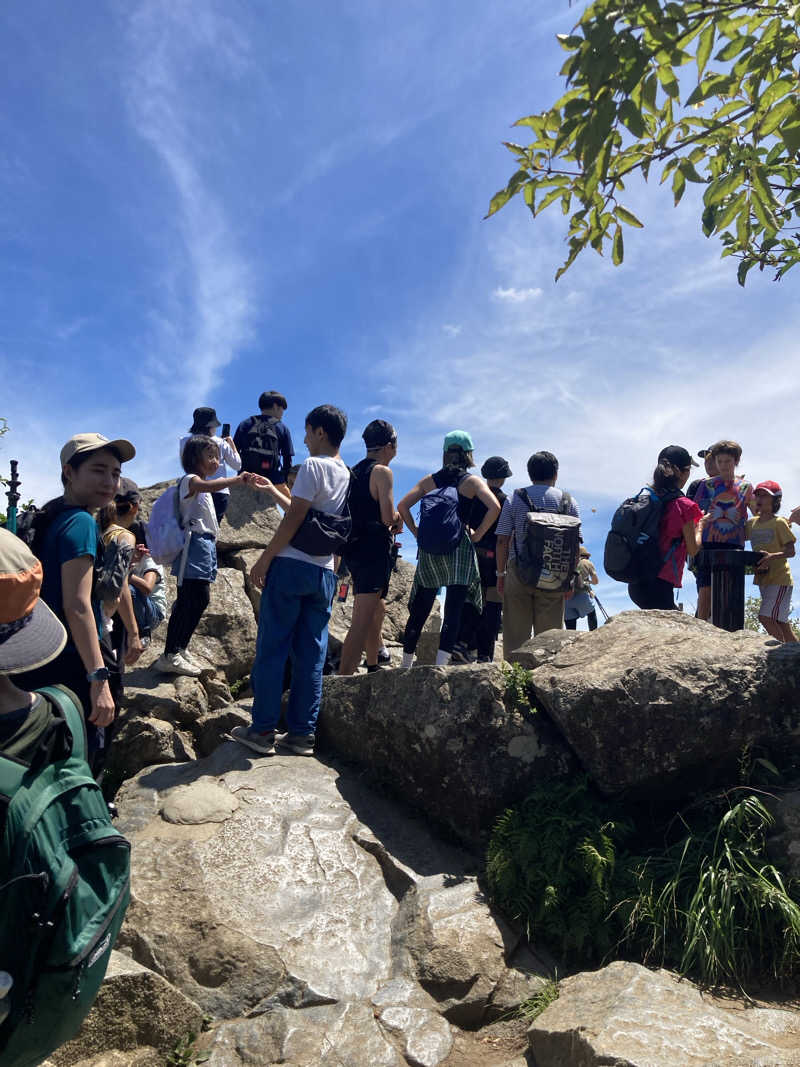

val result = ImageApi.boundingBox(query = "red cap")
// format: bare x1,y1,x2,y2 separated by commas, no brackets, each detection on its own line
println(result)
755,480,782,496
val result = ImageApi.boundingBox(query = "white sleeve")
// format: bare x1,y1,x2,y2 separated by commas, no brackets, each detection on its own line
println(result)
291,460,321,504
219,439,241,471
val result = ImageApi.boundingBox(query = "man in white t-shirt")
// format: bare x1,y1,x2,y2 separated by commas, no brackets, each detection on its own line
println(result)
233,405,350,757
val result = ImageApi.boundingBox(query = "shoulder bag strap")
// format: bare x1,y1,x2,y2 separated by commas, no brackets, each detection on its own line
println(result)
36,685,88,764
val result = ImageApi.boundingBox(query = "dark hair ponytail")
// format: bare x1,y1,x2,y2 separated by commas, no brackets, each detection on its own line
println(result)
652,460,681,493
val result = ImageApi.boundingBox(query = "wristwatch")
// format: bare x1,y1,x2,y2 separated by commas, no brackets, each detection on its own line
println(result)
86,667,111,683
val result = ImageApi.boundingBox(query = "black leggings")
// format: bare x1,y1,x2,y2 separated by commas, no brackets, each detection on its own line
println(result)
459,599,503,658
628,577,677,611
565,610,598,631
403,585,469,655
165,579,211,653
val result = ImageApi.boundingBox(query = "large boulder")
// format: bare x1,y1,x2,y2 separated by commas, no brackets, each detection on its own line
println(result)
112,741,539,1057
528,961,800,1066
318,663,576,844
46,952,204,1066
526,610,800,795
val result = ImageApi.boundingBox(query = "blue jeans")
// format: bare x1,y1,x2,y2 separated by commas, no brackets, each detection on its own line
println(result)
250,556,337,736
130,585,161,633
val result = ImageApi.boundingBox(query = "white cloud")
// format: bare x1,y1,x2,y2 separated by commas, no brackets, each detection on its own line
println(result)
492,286,543,303
442,323,462,336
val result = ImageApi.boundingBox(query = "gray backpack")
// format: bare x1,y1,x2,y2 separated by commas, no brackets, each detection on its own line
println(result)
514,489,581,592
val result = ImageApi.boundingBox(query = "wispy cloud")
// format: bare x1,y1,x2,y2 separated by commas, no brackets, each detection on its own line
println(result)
492,285,542,303
442,323,462,337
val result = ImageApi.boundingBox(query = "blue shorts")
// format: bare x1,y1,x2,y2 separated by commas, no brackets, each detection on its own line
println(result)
171,532,217,583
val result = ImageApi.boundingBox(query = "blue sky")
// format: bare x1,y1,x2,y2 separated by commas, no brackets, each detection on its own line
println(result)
2,0,799,618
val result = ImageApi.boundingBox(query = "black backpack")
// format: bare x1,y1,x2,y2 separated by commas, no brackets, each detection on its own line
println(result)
239,416,280,475
604,486,681,583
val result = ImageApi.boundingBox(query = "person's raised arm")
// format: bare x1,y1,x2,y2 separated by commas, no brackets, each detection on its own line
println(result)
460,476,501,542
373,466,402,532
220,437,241,472
61,556,115,727
248,473,293,512
249,495,312,588
398,475,436,539
130,570,157,596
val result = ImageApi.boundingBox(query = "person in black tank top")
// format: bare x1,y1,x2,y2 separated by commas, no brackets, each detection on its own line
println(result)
338,421,402,676
453,456,511,663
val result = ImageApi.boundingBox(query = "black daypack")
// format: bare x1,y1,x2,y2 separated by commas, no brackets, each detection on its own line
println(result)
604,486,681,583
239,416,280,475
290,472,354,557
514,490,581,592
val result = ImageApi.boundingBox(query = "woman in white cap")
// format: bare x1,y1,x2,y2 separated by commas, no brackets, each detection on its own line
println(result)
397,431,500,666
13,433,136,773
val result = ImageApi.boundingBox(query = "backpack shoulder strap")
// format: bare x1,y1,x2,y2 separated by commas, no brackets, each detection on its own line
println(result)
559,490,573,515
514,487,535,511
36,686,87,764
0,750,27,798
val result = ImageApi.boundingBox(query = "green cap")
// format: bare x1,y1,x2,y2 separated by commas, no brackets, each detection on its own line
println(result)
443,430,474,453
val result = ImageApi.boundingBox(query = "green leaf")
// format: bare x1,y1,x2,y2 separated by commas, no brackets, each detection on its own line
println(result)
556,34,583,50
760,97,800,139
760,79,795,111
714,190,747,233
672,167,686,204
781,123,800,155
704,171,742,207
696,23,715,77
618,99,648,138
615,205,644,228
486,187,512,218
702,205,717,236
737,258,756,286
679,159,705,184
715,35,753,61
656,65,680,99
612,225,624,266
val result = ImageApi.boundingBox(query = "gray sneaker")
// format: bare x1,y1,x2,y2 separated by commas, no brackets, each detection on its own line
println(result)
276,732,315,756
230,724,276,755
154,652,201,678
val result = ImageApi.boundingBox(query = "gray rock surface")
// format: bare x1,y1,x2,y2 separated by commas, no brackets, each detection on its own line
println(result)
506,629,581,671
527,610,800,794
46,951,204,1066
319,663,576,843
767,789,800,880
112,742,536,1063
528,961,800,1066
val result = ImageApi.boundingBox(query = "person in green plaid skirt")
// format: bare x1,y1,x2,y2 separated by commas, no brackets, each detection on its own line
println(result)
397,431,501,666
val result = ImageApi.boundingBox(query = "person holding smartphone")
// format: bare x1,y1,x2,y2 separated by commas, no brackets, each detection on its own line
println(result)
179,407,241,524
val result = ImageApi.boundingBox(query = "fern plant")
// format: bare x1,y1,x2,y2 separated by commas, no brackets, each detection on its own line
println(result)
486,778,631,960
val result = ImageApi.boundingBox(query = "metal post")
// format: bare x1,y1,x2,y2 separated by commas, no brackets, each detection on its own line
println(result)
708,549,762,632
5,460,20,535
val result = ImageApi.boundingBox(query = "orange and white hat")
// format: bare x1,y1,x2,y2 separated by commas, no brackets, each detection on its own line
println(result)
0,529,66,674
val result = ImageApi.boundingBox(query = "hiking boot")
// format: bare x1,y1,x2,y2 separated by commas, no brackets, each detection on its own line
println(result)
276,732,315,756
230,724,276,755
154,652,201,678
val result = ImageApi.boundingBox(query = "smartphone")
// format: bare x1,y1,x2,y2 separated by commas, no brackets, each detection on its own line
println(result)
221,423,231,437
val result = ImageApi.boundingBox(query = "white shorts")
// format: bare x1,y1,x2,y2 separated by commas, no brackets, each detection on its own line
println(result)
759,584,793,624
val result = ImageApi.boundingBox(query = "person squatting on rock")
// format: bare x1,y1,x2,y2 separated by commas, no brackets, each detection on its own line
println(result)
179,407,241,524
692,440,753,622
338,420,402,676
451,455,511,663
127,517,166,644
627,446,706,611
235,405,351,757
746,481,797,643
496,450,579,655
12,433,137,774
565,546,600,630
155,435,255,679
398,431,501,668
234,390,295,484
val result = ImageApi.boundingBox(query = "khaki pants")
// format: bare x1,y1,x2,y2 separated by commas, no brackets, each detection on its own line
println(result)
502,559,565,657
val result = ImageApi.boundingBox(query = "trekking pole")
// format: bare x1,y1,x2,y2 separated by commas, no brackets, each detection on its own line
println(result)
5,460,20,534
593,593,611,623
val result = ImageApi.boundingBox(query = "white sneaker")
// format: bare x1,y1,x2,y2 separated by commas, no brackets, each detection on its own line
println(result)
178,648,202,668
154,652,201,678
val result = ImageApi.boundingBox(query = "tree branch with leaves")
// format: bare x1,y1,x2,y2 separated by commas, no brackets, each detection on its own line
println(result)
488,0,800,284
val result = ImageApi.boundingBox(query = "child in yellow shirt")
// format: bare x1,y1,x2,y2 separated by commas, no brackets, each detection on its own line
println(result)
746,481,797,643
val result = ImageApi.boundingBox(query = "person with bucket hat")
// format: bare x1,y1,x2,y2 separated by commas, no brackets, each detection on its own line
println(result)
179,407,241,524
12,433,135,773
397,431,501,667
452,455,512,663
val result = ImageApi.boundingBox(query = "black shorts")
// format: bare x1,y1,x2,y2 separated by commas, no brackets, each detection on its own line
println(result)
347,549,392,598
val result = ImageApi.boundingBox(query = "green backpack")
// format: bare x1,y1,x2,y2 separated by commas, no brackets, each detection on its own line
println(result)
0,686,131,1067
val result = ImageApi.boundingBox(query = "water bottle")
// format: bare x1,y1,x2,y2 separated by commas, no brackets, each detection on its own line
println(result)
0,970,13,1026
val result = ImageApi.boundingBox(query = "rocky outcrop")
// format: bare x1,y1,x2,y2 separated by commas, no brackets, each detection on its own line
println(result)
110,741,540,1065
524,610,800,795
319,663,576,844
528,961,800,1066
45,952,204,1066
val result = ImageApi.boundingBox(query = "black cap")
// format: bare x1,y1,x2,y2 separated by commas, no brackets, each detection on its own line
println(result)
115,477,141,505
697,446,714,458
363,419,397,448
481,455,512,479
189,407,221,433
658,445,698,469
